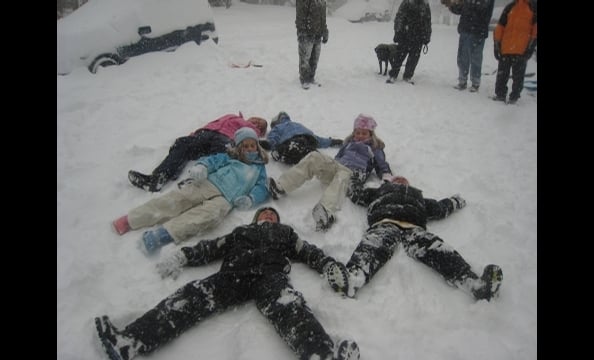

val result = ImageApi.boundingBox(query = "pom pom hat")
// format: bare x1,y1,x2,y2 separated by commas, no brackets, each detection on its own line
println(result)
234,127,259,145
353,114,377,131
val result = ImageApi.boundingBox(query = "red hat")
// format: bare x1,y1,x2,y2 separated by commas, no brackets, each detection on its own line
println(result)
391,176,409,185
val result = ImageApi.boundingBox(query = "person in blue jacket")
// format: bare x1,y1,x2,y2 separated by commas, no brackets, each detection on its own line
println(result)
112,127,269,254
260,111,343,165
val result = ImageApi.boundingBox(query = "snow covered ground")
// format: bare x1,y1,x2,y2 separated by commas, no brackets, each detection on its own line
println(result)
57,3,537,360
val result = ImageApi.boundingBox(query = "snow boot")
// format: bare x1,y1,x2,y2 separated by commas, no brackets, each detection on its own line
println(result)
469,84,479,92
312,203,335,231
334,339,360,360
128,171,167,192
142,226,174,255
453,82,467,90
471,264,503,301
95,316,142,360
267,177,286,200
112,215,130,235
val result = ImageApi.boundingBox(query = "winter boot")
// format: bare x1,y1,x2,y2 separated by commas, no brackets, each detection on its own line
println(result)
334,339,360,360
142,226,174,255
325,262,349,296
313,203,335,231
128,171,167,192
469,84,479,92
267,177,286,200
471,264,503,301
95,316,143,360
112,215,130,235
453,82,467,90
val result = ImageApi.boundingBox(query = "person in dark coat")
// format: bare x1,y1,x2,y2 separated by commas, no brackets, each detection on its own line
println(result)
128,113,268,192
260,111,343,165
295,0,328,89
325,176,503,301
444,0,495,92
492,0,537,104
96,207,360,360
386,0,432,84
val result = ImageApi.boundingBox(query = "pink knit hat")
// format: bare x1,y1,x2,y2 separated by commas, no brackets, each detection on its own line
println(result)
353,114,377,131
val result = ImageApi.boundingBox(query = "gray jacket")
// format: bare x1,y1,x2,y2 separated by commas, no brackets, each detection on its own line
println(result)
295,0,328,39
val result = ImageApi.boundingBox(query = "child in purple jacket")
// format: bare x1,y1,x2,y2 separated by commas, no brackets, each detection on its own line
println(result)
268,114,393,231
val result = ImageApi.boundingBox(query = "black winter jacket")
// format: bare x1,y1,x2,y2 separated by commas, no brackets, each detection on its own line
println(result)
349,181,454,229
180,222,334,275
393,0,432,45
449,0,495,39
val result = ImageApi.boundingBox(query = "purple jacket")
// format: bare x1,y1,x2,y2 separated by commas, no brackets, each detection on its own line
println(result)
335,140,392,179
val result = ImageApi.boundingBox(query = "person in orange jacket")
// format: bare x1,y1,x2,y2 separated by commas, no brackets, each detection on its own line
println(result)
492,0,537,104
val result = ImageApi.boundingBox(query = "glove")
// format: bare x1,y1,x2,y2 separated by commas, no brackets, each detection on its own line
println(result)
494,41,501,61
330,138,343,147
233,195,253,210
322,32,328,44
259,139,271,150
382,173,393,183
450,194,466,210
156,251,188,280
188,164,208,181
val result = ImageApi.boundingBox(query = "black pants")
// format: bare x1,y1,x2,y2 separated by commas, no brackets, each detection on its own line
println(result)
346,222,475,288
388,41,423,80
122,272,334,360
495,55,528,101
153,130,230,180
272,135,318,165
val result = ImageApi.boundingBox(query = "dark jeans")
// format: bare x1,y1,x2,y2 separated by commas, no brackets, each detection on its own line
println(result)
457,32,486,87
122,271,335,360
495,55,528,101
388,41,422,80
153,129,230,180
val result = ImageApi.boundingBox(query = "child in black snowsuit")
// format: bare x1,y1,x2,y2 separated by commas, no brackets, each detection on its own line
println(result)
325,176,503,301
95,207,360,360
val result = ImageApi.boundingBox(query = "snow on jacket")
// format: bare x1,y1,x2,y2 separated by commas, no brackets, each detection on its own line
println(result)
180,221,336,275
196,152,268,205
393,0,432,45
295,0,328,39
494,0,537,55
449,0,495,39
195,113,264,139
266,115,332,150
349,181,455,230
335,140,392,179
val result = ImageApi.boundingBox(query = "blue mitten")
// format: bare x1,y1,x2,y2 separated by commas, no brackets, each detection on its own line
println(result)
233,195,253,210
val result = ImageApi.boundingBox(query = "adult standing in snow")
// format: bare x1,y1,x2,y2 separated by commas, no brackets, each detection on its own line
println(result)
325,175,503,301
112,127,269,255
128,112,267,192
267,114,392,231
260,111,343,165
386,0,432,84
492,0,537,104
295,0,328,90
96,207,360,360
443,0,495,92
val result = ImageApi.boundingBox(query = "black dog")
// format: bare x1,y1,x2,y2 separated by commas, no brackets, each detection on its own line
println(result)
374,43,398,76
